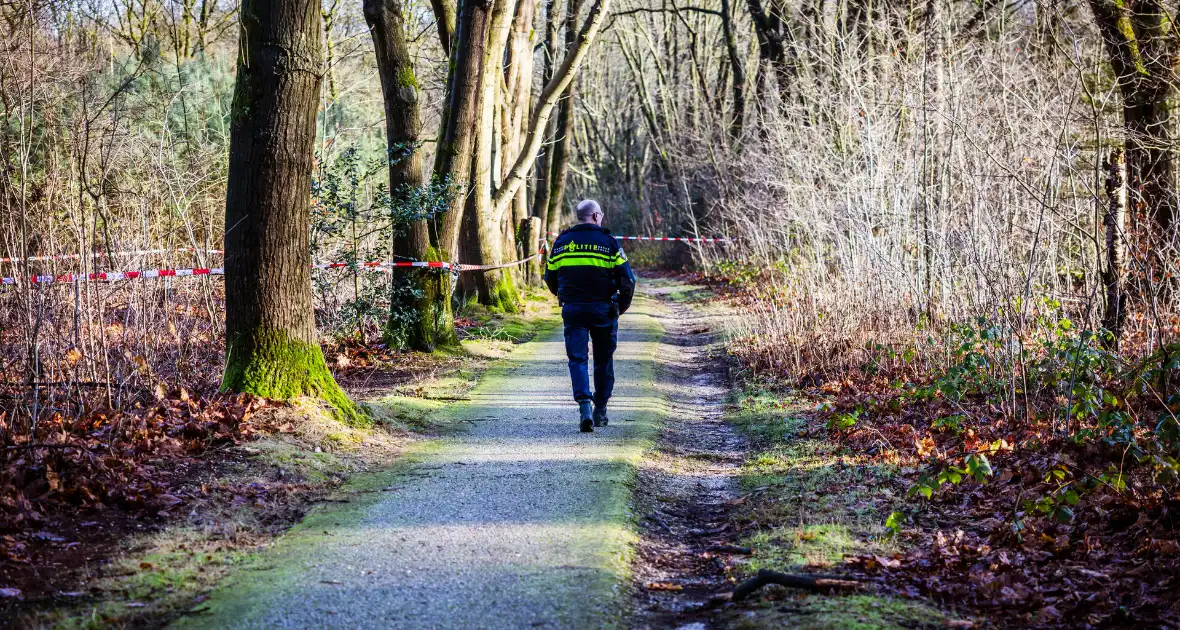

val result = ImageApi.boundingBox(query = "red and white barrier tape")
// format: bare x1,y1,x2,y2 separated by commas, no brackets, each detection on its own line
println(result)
1,250,546,285
546,232,729,243
0,248,224,264
3,267,224,285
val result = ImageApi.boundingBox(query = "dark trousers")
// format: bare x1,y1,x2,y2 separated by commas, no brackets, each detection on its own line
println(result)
562,302,618,405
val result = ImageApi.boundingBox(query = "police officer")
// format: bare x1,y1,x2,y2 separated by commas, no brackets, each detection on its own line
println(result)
545,200,637,432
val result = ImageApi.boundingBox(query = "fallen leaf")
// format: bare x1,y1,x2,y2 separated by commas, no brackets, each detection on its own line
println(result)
0,588,21,598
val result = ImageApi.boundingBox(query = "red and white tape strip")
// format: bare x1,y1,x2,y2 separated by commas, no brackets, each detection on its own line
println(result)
616,236,729,243
0,248,224,264
1,250,546,285
546,232,729,243
3,267,224,285
311,261,457,271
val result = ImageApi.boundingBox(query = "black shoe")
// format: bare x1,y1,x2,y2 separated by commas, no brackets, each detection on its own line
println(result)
593,404,609,427
579,401,594,433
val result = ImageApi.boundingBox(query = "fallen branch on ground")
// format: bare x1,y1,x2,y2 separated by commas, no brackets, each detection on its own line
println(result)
732,569,860,600
705,544,753,554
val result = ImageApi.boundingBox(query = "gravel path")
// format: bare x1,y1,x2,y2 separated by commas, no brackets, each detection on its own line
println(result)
174,294,667,629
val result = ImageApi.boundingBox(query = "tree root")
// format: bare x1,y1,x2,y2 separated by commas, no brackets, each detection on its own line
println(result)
732,569,861,601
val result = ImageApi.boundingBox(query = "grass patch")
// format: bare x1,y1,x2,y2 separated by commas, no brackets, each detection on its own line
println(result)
732,593,952,630
725,384,957,628
452,288,561,361
732,386,901,571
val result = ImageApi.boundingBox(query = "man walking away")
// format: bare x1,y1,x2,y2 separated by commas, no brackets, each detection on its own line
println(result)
545,200,637,433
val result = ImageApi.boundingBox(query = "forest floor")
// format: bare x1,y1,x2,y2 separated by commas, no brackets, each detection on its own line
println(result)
18,277,1131,629
159,278,977,630
627,278,972,630
2,292,560,629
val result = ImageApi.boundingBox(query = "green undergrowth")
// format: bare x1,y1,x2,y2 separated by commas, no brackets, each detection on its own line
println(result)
640,275,716,304
456,287,559,358
726,386,954,629
46,529,253,630
732,387,900,571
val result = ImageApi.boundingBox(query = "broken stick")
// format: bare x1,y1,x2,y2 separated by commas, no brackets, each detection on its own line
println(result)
732,569,860,601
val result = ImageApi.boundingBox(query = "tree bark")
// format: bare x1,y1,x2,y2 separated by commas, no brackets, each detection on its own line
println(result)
504,0,536,264
469,0,521,310
719,0,745,140
221,0,360,423
1089,0,1179,281
531,0,562,233
365,0,459,351
433,0,494,257
429,0,457,54
746,0,795,104
1103,148,1129,344
489,0,612,222
544,0,583,235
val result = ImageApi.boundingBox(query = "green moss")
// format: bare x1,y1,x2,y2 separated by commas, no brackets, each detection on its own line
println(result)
732,594,952,629
47,531,251,629
386,247,460,352
488,271,521,313
221,328,367,427
729,388,901,576
396,66,418,89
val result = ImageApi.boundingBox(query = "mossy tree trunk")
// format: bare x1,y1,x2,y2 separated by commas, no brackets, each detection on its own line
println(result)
365,0,459,351
222,0,362,424
468,0,522,312
1089,0,1179,289
437,0,609,308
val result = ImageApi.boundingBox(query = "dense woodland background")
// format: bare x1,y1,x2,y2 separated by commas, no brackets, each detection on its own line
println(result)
3,0,1180,624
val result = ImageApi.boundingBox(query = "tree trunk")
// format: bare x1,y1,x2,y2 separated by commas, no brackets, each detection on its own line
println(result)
1089,0,1178,290
469,0,521,310
221,0,361,423
433,0,493,258
521,216,543,285
545,0,582,236
365,0,459,351
504,0,536,266
719,0,745,141
531,0,561,233
489,0,612,219
1103,148,1128,344
920,0,946,319
1124,97,1176,240
429,0,457,54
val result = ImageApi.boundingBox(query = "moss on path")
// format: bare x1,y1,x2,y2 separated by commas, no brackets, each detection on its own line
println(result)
172,295,668,629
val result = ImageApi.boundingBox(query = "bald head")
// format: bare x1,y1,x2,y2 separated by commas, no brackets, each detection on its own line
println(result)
576,199,603,225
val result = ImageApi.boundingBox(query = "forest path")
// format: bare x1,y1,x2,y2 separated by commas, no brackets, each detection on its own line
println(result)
173,292,669,629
